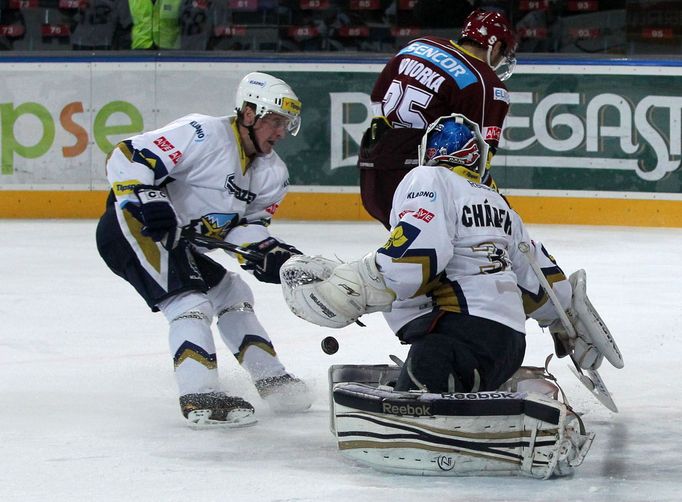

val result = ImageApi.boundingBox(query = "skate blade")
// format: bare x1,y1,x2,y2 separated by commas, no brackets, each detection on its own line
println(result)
186,408,258,429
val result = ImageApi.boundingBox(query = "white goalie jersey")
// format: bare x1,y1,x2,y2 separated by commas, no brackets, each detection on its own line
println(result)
377,164,571,334
105,113,289,245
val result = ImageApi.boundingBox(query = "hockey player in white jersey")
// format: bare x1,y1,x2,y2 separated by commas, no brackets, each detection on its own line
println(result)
279,114,623,477
283,113,573,393
96,72,312,427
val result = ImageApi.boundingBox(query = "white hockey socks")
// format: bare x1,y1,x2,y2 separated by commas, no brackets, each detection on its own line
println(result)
216,303,287,381
168,307,220,396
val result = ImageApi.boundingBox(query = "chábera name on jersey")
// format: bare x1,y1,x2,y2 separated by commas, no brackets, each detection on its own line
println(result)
461,199,512,235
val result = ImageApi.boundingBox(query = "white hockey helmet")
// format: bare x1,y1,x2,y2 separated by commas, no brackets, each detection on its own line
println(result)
235,72,302,136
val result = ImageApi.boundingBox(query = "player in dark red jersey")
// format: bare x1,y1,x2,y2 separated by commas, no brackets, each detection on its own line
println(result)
358,8,517,229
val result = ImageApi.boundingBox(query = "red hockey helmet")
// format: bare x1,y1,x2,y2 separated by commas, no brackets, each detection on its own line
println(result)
460,9,517,81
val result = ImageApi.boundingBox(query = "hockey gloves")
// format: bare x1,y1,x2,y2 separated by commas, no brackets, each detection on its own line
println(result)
241,237,302,284
125,186,180,249
279,253,395,328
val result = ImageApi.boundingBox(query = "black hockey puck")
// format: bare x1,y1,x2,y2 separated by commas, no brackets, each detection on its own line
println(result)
321,336,339,355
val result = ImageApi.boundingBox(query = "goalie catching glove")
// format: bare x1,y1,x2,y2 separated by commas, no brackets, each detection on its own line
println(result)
124,185,180,249
548,269,624,370
279,253,396,328
239,237,302,284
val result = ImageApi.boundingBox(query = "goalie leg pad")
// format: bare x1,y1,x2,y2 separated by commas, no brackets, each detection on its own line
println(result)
331,383,593,479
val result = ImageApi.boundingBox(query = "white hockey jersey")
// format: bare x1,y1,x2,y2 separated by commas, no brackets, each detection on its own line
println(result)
376,164,570,334
105,113,289,245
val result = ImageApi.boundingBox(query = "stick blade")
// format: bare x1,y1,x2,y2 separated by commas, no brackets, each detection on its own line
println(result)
569,365,619,413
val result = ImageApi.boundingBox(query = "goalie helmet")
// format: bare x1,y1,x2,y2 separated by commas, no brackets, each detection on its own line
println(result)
418,114,489,180
235,72,302,136
459,9,517,81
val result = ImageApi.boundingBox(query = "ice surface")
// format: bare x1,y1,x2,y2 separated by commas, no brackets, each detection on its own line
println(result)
2,220,681,501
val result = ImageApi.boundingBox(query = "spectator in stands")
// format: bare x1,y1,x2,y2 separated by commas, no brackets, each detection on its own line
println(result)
516,0,564,53
0,0,26,50
10,0,74,50
413,0,473,29
71,0,132,50
128,0,182,49
179,0,212,50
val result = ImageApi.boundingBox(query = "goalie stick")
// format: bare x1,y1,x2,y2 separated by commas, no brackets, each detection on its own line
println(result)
518,242,619,413
181,227,265,263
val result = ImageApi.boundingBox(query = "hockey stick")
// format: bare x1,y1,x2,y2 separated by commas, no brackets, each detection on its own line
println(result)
182,228,265,263
518,242,618,412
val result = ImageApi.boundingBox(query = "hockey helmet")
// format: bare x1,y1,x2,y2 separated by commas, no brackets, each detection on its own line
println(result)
235,72,302,136
418,114,489,180
460,9,517,81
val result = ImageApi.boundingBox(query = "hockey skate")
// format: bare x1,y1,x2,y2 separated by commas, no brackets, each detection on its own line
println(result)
180,392,257,428
255,374,313,413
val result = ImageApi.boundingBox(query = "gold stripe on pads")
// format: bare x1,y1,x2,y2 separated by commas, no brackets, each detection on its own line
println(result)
174,350,218,370
236,341,277,364
338,412,558,439
2,191,682,227
337,440,522,465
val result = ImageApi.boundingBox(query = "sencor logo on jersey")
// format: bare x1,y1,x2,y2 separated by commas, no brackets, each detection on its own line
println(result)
378,221,421,259
484,126,502,142
398,41,477,89
493,87,510,104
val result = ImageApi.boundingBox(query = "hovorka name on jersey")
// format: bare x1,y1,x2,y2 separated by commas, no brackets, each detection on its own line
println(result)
397,57,445,92
461,199,512,235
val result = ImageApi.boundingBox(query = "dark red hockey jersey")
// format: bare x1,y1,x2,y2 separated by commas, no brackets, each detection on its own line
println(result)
370,35,509,151
359,36,510,229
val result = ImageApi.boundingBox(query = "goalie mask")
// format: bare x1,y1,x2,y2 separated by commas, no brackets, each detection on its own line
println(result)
460,9,517,81
235,72,302,136
418,114,489,181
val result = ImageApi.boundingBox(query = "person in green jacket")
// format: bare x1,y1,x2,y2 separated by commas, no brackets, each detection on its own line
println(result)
129,0,182,49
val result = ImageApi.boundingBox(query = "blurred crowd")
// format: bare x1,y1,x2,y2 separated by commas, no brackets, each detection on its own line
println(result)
0,0,677,55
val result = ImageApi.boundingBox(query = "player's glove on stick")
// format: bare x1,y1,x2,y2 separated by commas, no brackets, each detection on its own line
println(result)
125,185,180,249
241,237,302,284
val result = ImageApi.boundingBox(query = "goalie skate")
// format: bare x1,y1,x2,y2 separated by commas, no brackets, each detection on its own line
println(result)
180,392,257,428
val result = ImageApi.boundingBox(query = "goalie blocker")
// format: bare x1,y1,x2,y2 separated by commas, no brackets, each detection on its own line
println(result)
328,364,594,479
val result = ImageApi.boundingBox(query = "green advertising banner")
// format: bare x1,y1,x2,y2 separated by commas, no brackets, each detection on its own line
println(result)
272,65,682,195
0,60,680,197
